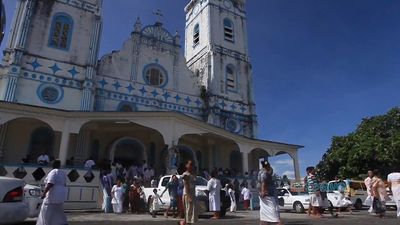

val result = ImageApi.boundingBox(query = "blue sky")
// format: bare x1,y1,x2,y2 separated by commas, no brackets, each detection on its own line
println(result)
2,0,400,178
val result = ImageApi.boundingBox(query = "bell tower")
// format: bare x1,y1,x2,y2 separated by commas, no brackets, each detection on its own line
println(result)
184,0,257,138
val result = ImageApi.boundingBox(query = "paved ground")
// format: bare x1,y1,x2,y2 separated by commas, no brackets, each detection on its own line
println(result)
20,210,399,225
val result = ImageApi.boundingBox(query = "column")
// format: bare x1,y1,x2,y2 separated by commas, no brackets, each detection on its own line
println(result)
291,151,301,182
0,124,8,162
59,121,71,166
242,151,249,175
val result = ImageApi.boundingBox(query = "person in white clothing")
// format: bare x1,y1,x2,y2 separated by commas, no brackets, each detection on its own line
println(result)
111,178,124,214
36,160,67,225
241,185,251,210
206,171,222,219
227,184,237,213
387,172,400,218
364,171,375,213
37,153,50,166
84,157,96,169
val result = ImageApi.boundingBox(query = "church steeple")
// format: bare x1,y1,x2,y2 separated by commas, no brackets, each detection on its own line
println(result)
184,0,258,138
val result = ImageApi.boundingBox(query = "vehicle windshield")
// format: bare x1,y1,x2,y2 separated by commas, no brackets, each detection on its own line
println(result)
290,191,309,196
195,176,208,186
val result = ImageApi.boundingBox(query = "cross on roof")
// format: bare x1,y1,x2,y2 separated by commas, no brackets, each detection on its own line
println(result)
153,9,164,22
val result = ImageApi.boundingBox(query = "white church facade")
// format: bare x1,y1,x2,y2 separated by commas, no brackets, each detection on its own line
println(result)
0,0,302,194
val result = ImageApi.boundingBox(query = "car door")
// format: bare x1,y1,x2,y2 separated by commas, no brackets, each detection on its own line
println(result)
158,177,171,207
277,189,290,210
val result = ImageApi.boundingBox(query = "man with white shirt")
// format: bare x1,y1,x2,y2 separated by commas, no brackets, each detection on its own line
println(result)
37,152,50,166
364,170,374,213
84,157,96,169
387,172,400,218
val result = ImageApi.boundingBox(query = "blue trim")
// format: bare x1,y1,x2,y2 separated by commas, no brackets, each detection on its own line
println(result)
36,83,64,105
48,12,74,51
226,64,238,93
142,63,169,88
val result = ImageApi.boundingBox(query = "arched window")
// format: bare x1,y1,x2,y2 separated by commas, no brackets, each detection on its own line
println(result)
143,64,168,87
48,13,73,50
193,23,200,46
226,64,237,92
117,102,137,112
223,18,234,42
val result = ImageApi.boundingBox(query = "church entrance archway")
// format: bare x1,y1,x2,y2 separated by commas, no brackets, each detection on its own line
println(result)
110,137,146,168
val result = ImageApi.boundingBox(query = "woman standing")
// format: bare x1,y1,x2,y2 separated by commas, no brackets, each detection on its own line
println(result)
228,184,237,213
258,161,282,225
180,160,197,225
372,169,389,218
36,160,68,225
129,180,142,214
111,178,124,214
207,171,222,219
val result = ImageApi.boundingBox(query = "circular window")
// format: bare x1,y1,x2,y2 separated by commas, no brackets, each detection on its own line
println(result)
226,119,240,133
142,64,168,87
37,83,63,104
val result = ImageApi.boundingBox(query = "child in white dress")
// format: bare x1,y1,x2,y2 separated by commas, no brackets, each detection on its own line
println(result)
228,184,237,213
111,179,124,214
149,189,164,218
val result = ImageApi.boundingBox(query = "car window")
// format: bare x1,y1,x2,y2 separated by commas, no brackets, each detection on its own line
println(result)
195,177,208,186
276,189,288,196
161,177,170,187
291,191,308,196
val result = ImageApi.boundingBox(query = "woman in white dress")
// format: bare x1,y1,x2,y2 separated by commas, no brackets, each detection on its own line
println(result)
258,161,282,225
111,179,124,214
36,160,68,225
227,184,237,213
207,171,222,219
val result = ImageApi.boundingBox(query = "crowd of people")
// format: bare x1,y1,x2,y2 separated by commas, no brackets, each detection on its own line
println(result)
32,156,399,225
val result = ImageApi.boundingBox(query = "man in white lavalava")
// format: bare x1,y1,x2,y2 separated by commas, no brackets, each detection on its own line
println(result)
387,171,400,218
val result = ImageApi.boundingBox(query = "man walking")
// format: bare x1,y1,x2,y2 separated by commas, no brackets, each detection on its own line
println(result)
364,170,374,214
305,166,322,218
387,171,400,218
161,175,179,218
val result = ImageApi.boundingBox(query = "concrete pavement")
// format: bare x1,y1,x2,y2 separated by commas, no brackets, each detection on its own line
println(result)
21,210,399,225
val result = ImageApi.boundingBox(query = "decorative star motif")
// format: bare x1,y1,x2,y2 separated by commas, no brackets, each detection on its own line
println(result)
112,81,121,90
240,105,246,113
185,96,191,105
174,94,181,103
195,99,202,107
230,104,237,111
98,79,108,88
139,86,147,96
219,100,226,108
126,84,135,93
151,89,159,97
162,91,171,101
49,63,61,74
28,58,42,71
68,66,79,78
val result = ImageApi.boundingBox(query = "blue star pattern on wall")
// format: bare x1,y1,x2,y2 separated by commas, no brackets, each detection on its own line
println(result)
240,105,246,113
98,79,108,88
174,94,181,103
219,100,226,109
126,84,135,93
28,58,42,71
230,104,237,111
162,91,171,101
112,81,122,91
68,66,79,78
151,89,159,97
139,86,147,96
185,96,191,105
49,63,62,75
195,99,202,107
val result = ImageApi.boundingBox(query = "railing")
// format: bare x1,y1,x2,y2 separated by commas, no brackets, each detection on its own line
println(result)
0,163,101,210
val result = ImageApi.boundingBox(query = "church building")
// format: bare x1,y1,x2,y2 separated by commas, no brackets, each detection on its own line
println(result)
0,0,302,208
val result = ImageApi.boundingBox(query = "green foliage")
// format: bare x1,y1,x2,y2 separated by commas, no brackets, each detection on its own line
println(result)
316,107,400,180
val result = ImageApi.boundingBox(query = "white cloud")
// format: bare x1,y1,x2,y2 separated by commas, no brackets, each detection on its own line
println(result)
273,159,293,166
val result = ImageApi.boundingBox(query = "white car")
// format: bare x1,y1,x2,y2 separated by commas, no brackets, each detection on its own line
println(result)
0,176,29,224
24,184,42,217
276,187,310,213
143,175,209,213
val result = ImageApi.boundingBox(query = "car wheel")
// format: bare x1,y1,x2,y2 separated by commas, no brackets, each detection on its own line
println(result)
354,199,363,210
293,201,305,213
